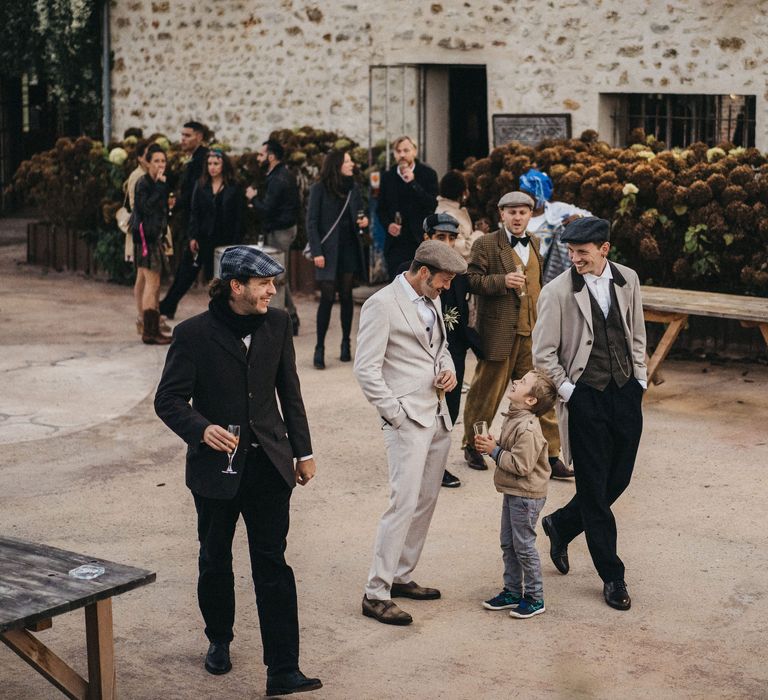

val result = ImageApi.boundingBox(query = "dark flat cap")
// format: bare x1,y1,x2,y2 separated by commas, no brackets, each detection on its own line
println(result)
219,245,285,280
498,191,534,209
423,212,460,235
560,216,611,244
413,239,468,274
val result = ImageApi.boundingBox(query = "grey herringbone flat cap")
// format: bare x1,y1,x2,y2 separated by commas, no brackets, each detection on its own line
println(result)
413,239,468,274
497,191,534,209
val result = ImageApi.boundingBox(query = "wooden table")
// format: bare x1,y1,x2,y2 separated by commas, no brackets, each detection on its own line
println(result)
641,286,768,384
0,536,155,699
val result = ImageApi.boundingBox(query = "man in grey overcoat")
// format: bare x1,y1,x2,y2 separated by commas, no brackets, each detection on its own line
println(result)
354,240,467,625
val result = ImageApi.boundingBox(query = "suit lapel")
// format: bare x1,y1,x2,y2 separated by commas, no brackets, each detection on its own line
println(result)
247,314,276,369
393,278,434,356
570,267,593,333
210,316,247,365
496,229,517,274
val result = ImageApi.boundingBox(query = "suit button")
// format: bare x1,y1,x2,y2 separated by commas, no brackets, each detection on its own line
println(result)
430,343,433,347
577,367,583,371
248,392,254,399
586,340,592,345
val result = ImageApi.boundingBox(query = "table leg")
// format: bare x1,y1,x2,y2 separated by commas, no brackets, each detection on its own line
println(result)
1,628,88,699
85,599,116,700
646,313,688,385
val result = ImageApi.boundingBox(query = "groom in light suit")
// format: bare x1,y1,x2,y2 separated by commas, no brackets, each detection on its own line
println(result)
354,240,468,625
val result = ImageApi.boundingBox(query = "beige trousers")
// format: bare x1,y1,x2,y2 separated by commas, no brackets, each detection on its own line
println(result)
365,415,451,600
462,334,561,457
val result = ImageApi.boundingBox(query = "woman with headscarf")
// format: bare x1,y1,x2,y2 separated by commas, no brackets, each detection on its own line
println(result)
306,150,368,369
519,168,592,284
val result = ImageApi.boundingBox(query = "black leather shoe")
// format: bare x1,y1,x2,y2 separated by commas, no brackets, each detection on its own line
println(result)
266,669,323,696
604,580,631,610
204,641,231,675
441,469,461,487
464,445,487,470
340,338,351,362
549,457,575,479
313,345,325,369
541,515,569,575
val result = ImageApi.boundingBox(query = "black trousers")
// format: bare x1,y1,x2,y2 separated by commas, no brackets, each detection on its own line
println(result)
193,448,299,675
551,378,643,583
160,245,212,318
445,342,467,426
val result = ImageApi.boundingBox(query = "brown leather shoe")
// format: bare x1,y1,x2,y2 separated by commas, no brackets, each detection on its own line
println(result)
549,458,575,479
464,445,487,470
391,581,441,600
362,596,413,625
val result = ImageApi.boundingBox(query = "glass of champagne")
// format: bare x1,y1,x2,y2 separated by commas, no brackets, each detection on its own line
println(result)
356,209,366,236
222,424,240,475
516,264,526,297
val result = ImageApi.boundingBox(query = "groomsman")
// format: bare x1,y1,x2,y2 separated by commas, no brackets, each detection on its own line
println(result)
354,240,467,625
533,217,646,610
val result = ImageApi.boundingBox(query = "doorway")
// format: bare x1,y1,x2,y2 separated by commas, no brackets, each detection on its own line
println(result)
369,63,488,177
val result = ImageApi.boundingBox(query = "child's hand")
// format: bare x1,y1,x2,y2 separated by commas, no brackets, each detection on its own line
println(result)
474,433,495,455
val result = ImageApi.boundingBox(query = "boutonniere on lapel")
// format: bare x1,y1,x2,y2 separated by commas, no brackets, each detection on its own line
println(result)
442,306,459,331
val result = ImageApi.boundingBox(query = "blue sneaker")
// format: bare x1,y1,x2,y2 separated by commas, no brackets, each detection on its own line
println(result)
482,590,522,610
509,598,545,618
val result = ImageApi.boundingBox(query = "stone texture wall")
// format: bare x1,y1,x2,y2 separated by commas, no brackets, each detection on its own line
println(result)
110,0,768,152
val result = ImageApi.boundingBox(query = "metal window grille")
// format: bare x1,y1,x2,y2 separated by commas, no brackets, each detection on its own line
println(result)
611,94,756,148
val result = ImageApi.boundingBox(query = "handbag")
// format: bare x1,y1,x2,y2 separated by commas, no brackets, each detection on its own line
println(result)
116,190,131,235
303,191,352,260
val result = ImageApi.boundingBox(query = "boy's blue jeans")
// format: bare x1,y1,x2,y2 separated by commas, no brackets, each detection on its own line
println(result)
500,494,546,600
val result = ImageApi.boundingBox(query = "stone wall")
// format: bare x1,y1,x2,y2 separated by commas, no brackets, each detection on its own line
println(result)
110,0,768,153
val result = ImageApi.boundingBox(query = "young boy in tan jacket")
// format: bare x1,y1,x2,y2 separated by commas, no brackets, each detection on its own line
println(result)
475,369,558,618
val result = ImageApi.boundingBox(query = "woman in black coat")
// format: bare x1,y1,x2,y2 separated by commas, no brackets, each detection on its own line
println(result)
188,149,243,282
133,143,172,344
306,150,368,369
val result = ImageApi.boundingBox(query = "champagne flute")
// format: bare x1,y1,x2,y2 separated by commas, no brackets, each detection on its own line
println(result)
356,209,366,237
516,264,526,297
222,424,240,475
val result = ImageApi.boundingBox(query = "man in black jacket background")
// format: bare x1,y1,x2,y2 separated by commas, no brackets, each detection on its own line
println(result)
378,136,439,280
246,139,301,334
159,120,209,319
154,246,322,697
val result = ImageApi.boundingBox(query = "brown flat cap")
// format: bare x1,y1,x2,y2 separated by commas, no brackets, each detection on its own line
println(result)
498,191,534,209
413,240,468,275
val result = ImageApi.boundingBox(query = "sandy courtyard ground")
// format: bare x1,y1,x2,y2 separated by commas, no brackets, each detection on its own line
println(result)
1,222,766,699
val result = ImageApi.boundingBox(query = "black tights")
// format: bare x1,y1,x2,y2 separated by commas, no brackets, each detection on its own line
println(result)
316,273,354,347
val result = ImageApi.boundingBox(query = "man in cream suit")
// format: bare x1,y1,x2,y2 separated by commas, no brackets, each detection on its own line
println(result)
532,217,646,611
354,240,467,625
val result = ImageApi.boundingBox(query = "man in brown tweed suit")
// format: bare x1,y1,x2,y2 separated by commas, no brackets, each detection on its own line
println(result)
462,191,572,478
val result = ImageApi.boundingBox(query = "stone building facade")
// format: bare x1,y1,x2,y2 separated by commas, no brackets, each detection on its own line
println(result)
110,0,767,173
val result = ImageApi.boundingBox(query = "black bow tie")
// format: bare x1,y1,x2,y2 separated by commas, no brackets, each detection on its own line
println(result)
511,235,530,247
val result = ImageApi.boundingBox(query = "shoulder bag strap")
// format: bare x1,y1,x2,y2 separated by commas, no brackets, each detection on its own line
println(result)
319,190,352,246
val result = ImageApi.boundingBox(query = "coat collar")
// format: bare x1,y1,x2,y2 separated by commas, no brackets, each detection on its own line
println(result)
570,261,626,292
208,310,275,367
392,275,443,357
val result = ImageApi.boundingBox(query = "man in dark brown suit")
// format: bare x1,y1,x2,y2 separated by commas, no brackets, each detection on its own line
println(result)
462,192,571,478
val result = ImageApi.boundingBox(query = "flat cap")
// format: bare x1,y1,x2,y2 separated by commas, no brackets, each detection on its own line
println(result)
423,212,460,235
497,191,534,209
219,245,285,280
413,239,468,275
560,216,611,244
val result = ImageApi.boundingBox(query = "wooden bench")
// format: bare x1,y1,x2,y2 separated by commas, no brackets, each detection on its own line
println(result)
641,286,768,384
0,536,155,699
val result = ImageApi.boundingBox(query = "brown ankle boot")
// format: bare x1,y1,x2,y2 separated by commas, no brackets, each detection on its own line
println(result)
142,309,171,345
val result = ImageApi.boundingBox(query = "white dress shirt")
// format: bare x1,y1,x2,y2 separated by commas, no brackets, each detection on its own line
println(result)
398,273,436,343
504,226,530,265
